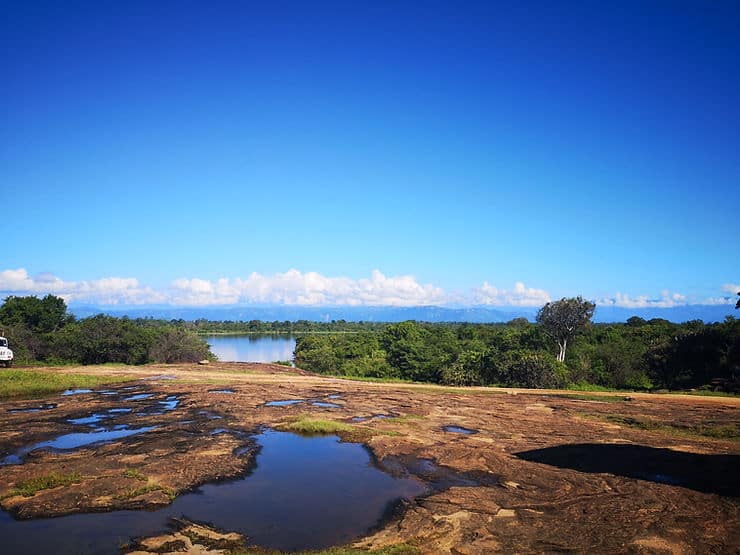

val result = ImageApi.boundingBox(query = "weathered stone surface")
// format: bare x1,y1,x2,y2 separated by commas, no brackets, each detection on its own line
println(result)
0,362,737,553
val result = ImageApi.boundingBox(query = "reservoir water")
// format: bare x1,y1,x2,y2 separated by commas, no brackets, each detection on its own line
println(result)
205,334,296,363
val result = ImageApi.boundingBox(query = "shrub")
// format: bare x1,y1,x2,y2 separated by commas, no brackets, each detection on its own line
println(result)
148,328,212,363
498,350,567,388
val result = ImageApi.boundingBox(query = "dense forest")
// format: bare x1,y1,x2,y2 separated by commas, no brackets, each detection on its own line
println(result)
0,295,212,365
294,316,740,391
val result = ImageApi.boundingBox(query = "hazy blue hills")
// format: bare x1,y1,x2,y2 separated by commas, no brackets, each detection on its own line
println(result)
67,304,736,324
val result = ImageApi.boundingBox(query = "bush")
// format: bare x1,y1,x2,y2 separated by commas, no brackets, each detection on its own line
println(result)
497,350,567,388
441,350,484,386
148,328,212,363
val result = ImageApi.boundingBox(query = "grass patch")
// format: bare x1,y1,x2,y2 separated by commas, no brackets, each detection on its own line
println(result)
115,484,176,501
276,416,400,441
388,414,425,424
550,393,630,403
123,468,147,481
333,375,414,384
9,472,83,497
582,413,740,441
566,382,619,392
277,417,355,435
0,370,132,399
674,390,738,398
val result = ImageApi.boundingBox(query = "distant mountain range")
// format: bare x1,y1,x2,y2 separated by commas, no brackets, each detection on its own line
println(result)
67,303,737,324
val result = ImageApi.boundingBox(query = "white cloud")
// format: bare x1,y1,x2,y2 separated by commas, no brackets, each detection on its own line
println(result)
598,285,740,308
473,281,551,306
170,269,446,306
598,290,688,308
0,268,165,305
3,267,738,310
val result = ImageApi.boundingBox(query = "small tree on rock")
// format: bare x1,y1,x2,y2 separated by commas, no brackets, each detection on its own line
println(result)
536,296,595,363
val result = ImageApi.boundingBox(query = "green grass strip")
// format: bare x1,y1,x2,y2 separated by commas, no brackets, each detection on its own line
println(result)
0,369,131,399
10,472,83,497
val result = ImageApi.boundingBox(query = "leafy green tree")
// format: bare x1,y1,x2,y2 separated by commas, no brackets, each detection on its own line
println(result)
148,328,212,363
441,349,486,386
537,296,595,362
0,294,73,334
497,350,567,388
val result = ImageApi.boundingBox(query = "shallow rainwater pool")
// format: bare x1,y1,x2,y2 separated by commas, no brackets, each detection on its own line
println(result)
0,431,429,554
1,426,157,465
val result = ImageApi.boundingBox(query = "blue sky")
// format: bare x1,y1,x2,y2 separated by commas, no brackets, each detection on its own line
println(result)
1,1,738,309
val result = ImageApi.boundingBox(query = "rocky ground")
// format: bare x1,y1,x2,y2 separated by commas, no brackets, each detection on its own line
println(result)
1,362,738,554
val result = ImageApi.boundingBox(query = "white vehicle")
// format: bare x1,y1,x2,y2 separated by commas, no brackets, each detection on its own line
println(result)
0,336,13,367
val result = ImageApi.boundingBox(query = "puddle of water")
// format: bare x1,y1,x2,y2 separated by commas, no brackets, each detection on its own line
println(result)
68,414,109,426
635,472,683,486
158,396,180,411
8,404,57,413
123,393,154,401
264,400,303,407
311,401,342,409
210,428,229,435
137,395,182,416
0,431,429,554
442,425,478,435
1,426,157,466
61,389,93,396
68,407,134,426
96,390,119,396
209,389,235,394
327,394,342,399
198,410,223,419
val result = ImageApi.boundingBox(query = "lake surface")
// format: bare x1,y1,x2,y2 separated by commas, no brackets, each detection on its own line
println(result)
0,431,428,554
205,334,296,363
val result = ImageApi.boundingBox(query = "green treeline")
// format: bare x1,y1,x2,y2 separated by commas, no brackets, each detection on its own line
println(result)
0,295,213,365
294,317,740,391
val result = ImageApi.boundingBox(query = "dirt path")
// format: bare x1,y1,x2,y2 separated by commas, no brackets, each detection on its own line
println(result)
1,362,738,553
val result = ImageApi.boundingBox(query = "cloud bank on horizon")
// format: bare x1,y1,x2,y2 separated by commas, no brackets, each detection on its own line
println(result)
0,268,736,309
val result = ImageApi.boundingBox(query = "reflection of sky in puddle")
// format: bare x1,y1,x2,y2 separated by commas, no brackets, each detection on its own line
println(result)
62,389,93,396
123,393,154,401
209,389,235,394
198,410,223,419
158,396,180,410
1,426,157,465
265,400,303,407
68,407,133,426
442,426,477,434
311,402,342,409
